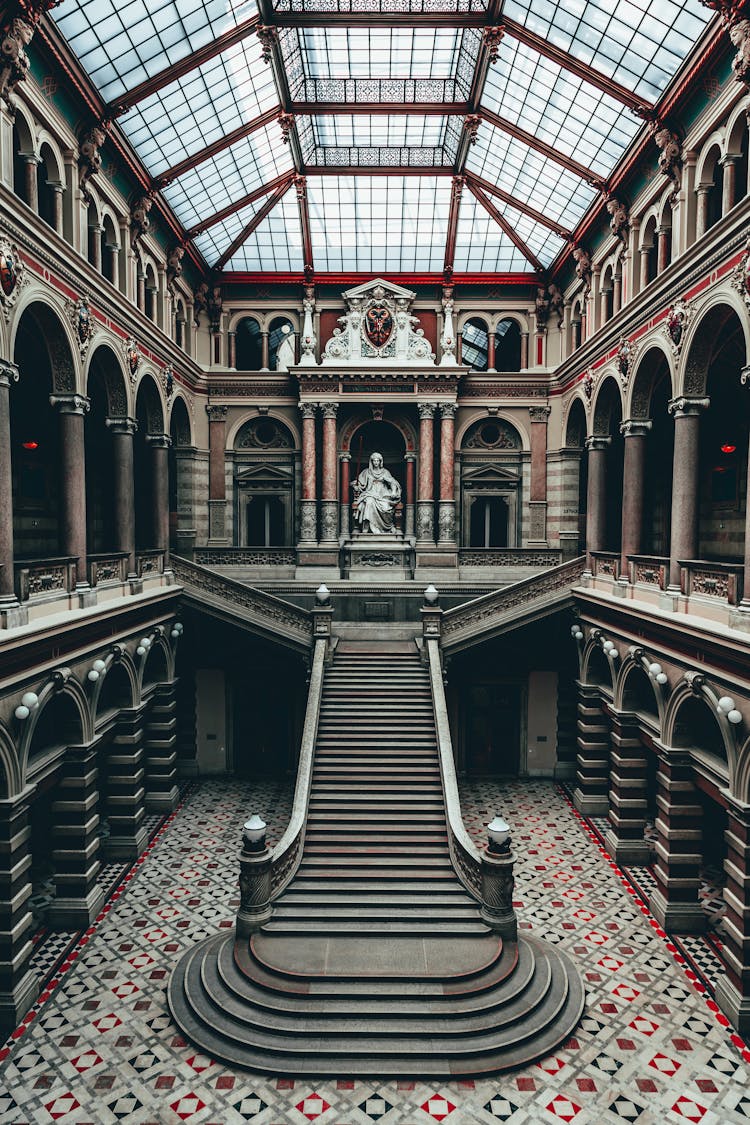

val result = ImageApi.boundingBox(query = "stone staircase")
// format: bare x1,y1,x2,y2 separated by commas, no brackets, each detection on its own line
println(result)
169,641,584,1075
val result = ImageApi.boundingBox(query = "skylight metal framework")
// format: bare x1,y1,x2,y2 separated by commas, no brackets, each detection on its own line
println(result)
50,0,715,280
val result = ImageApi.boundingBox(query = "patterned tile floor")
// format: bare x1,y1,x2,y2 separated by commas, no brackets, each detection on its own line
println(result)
2,778,750,1124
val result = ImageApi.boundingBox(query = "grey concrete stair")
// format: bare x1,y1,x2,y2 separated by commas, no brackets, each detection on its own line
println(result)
169,643,584,1075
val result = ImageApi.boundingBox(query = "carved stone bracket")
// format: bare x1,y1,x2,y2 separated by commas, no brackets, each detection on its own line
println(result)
701,1,750,88
573,246,592,295
78,120,110,206
582,368,595,402
129,193,154,263
161,363,174,401
606,195,630,247
0,5,48,115
648,118,682,201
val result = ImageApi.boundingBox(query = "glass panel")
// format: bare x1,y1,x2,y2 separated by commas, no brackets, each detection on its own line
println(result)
162,124,294,230
454,195,533,272
224,192,303,271
308,175,451,271
193,192,278,265
313,114,447,147
274,0,488,11
503,0,712,101
119,37,278,177
482,38,640,178
466,120,597,231
52,0,258,103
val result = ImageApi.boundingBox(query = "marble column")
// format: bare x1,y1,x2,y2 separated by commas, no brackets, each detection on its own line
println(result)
604,710,651,864
520,331,529,369
573,684,611,816
695,187,710,239
23,155,39,212
146,433,171,566
228,331,237,370
584,435,610,570
486,328,496,373
50,393,91,592
144,682,179,812
106,417,137,577
600,285,611,326
90,225,103,274
570,320,581,353
613,270,623,315
715,800,750,1033
0,361,26,625
339,453,351,539
103,705,148,860
404,453,416,538
667,397,709,589
417,403,436,544
320,403,339,545
639,247,651,291
741,365,750,609
649,747,705,933
206,404,228,543
49,182,64,235
137,270,146,315
47,744,105,929
722,155,738,215
529,405,551,545
0,789,38,1034
657,226,670,273
299,402,318,545
437,403,457,546
261,331,270,371
619,419,651,576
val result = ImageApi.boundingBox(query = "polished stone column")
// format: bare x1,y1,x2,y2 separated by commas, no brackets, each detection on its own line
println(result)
144,682,179,812
573,684,611,816
206,404,228,543
49,182,64,235
715,801,750,1033
650,747,705,933
261,331,270,371
404,452,416,538
600,285,611,326
0,789,38,1033
320,403,339,545
722,155,738,215
520,331,529,369
417,404,436,544
47,744,105,929
23,155,39,212
106,417,137,577
90,225,103,273
619,419,651,576
146,433,171,566
437,403,457,546
613,270,622,314
137,270,146,314
104,705,148,860
667,397,708,589
340,453,351,538
570,320,581,352
486,328,496,372
604,710,651,864
51,393,90,591
299,402,318,545
584,435,610,570
228,331,237,370
0,361,26,625
657,225,670,272
695,187,710,239
529,405,550,545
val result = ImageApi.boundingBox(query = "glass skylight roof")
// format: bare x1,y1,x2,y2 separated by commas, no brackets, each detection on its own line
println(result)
308,177,451,272
162,125,293,231
482,39,641,179
503,0,712,102
50,1,718,275
467,121,598,232
119,37,278,178
224,192,303,272
52,0,258,104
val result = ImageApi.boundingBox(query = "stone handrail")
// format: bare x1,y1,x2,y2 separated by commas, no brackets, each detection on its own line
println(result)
441,556,586,652
425,636,482,902
679,558,744,605
171,555,313,652
270,636,327,898
14,556,77,602
458,547,562,568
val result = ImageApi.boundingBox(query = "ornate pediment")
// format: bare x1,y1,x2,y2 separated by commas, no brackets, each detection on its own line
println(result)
235,462,293,482
321,278,435,366
462,463,521,484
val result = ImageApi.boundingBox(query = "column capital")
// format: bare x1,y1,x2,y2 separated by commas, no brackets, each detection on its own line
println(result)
720,153,740,168
529,405,551,423
50,393,90,415
320,402,339,419
105,416,138,435
404,452,417,463
667,395,710,418
620,418,652,438
439,402,457,419
205,404,228,421
145,432,172,449
299,401,318,420
418,402,437,420
740,365,750,387
585,435,611,451
340,451,351,462
0,360,20,388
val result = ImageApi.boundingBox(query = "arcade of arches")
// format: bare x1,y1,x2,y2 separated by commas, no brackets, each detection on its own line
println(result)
5,1,750,1116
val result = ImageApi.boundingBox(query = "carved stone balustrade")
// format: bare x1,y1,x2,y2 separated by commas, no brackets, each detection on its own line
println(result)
626,554,669,590
458,547,562,568
590,551,620,580
14,556,77,603
679,559,744,605
87,552,128,587
136,549,165,578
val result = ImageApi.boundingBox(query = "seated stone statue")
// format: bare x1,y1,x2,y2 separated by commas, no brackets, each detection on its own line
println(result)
352,452,401,534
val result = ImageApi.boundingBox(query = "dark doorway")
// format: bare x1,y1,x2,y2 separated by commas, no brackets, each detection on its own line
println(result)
469,496,509,547
247,495,284,546
465,681,522,775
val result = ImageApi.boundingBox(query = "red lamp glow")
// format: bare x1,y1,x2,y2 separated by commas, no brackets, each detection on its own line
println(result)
720,444,736,454
21,441,38,450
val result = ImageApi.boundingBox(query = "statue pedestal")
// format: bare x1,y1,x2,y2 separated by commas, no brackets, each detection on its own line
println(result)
340,533,415,580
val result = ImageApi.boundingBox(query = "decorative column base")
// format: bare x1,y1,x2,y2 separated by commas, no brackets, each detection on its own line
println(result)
416,501,434,544
319,500,339,546
405,503,415,538
236,847,272,937
0,970,38,1036
47,884,106,930
437,501,456,547
649,889,706,934
299,500,318,546
479,849,518,941
0,596,28,629
715,975,750,1036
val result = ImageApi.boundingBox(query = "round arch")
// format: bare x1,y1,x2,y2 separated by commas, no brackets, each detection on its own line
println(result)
582,641,614,691
340,411,417,454
134,371,166,435
490,311,530,336
92,656,136,723
86,341,130,417
679,295,750,397
139,637,173,692
0,722,21,798
169,394,194,447
563,395,588,447
626,342,675,419
615,655,664,729
10,293,80,394
19,673,92,784
664,679,737,784
591,374,624,437
455,412,526,452
695,134,724,187
227,409,300,451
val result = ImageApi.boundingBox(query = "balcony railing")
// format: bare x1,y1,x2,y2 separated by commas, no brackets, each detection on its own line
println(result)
679,559,744,605
194,546,297,567
627,554,668,590
458,547,562,567
136,549,165,578
14,556,77,602
87,552,128,587
590,551,620,579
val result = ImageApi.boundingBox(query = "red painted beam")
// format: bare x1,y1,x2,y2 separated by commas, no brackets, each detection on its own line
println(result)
107,15,260,116
185,170,296,237
481,107,604,186
444,175,464,276
215,178,292,269
467,179,544,273
155,107,281,187
465,171,573,239
295,175,315,274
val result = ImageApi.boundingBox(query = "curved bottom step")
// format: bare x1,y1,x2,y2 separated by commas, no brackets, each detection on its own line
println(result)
168,931,585,1077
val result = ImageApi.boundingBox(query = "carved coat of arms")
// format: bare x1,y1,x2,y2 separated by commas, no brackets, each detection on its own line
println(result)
731,235,750,313
616,336,638,387
664,297,690,355
66,295,97,358
123,336,140,384
0,236,27,319
364,303,393,348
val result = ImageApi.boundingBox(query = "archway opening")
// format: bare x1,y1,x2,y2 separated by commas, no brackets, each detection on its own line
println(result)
593,378,624,553
235,318,262,370
565,399,588,552
494,319,521,371
462,318,488,371
134,376,165,551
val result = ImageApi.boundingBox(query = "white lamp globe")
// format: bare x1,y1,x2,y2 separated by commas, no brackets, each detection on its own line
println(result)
21,692,38,709
14,705,30,720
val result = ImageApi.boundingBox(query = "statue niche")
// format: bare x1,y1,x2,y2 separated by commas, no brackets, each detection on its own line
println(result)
353,452,401,535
